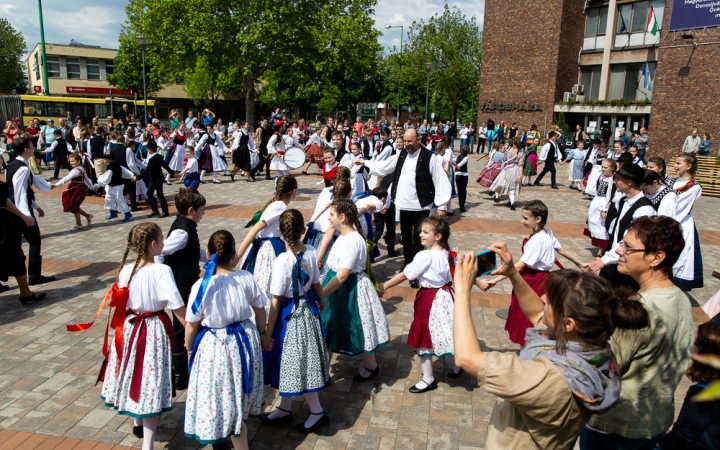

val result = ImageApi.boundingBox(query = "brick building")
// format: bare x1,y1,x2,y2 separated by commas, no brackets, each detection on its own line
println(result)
478,0,720,160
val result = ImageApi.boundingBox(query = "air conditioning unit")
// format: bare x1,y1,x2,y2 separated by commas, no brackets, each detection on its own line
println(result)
563,92,576,102
573,84,585,95
575,95,586,102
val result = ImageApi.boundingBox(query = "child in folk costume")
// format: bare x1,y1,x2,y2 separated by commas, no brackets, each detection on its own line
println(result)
237,175,299,304
267,123,297,179
178,147,201,189
163,123,187,184
560,141,587,191
672,154,704,291
67,223,187,450
641,168,677,218
312,165,351,224
54,153,94,231
229,121,255,182
302,126,326,176
305,179,352,251
453,145,470,213
477,200,584,346
321,198,390,380
196,124,228,184
184,230,266,448
322,148,340,188
647,156,676,187
378,217,461,393
476,141,505,188
584,158,617,254
583,140,607,198
95,153,134,223
354,186,387,261
489,139,525,210
350,142,370,197
260,210,331,433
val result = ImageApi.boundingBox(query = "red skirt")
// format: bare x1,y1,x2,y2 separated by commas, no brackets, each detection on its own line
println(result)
583,220,609,249
582,170,591,187
504,267,549,346
476,162,502,187
61,182,87,213
306,144,324,167
407,285,452,350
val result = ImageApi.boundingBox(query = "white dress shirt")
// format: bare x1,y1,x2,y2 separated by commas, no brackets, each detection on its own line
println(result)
538,141,562,162
10,157,43,217
55,167,94,189
155,229,207,264
601,191,657,265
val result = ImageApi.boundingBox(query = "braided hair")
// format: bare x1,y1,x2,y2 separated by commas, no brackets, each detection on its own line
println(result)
331,198,365,240
334,165,351,181
117,223,162,286
206,230,236,274
262,175,298,212
312,179,352,222
279,209,305,256
421,217,450,249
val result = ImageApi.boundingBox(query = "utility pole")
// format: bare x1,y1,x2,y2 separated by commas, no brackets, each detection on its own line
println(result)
38,0,49,95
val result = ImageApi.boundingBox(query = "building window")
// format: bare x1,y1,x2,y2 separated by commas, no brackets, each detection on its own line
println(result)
608,62,656,102
105,60,115,75
579,66,602,101
583,6,608,51
87,59,100,80
616,0,664,48
67,57,81,79
46,56,60,78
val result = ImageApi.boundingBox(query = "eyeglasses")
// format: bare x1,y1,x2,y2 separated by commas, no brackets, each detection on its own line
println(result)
618,241,645,254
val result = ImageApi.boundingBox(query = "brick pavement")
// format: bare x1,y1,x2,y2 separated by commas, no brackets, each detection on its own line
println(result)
0,168,714,449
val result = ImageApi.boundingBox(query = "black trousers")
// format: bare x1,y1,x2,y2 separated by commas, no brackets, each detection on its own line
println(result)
536,159,557,186
399,209,430,265
456,175,468,208
53,154,72,178
373,203,396,247
478,138,487,153
123,180,137,209
253,154,271,179
146,179,168,214
19,215,42,278
599,263,639,291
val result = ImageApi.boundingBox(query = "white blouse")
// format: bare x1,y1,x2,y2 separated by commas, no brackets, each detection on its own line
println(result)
257,201,287,239
326,231,366,273
403,249,452,288
270,246,321,298
55,167,93,189
355,195,384,215
118,264,184,313
520,228,561,271
186,270,266,328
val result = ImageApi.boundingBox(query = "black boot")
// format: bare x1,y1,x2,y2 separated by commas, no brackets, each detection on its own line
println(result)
387,243,400,258
173,352,189,390
28,257,56,286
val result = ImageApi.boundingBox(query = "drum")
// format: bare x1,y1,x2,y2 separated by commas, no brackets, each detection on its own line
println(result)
283,146,306,170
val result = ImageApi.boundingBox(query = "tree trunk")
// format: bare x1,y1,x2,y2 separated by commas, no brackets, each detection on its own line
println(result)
452,96,458,123
244,75,256,128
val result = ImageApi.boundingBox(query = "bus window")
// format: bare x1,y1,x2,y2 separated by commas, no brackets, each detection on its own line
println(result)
23,101,46,116
95,104,109,119
46,102,66,118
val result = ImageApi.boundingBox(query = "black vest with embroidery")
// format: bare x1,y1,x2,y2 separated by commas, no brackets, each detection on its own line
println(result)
608,196,653,251
391,147,435,208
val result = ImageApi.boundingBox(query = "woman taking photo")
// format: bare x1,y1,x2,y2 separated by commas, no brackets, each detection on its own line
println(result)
454,244,649,449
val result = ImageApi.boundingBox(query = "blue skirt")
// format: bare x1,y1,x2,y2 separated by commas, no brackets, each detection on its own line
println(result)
184,173,200,189
673,226,704,291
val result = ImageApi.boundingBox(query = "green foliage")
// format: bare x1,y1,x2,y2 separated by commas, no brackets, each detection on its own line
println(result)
317,85,342,116
0,18,27,94
183,56,242,107
107,32,163,97
557,112,569,134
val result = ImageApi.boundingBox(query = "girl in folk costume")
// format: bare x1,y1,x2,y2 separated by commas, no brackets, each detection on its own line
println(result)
321,198,390,381
560,141,588,191
305,179,352,252
312,165,351,223
672,154,704,291
321,148,340,188
267,123,297,179
647,156,676,187
437,142,456,215
584,158,617,254
196,124,228,184
54,153,94,231
583,141,608,197
476,141,505,188
77,130,97,183
302,126,326,175
126,140,148,204
477,200,584,346
260,210,332,433
67,223,187,450
178,147,201,189
641,169,677,218
489,139,525,210
229,121,256,183
184,230,266,448
238,175,299,304
378,217,461,393
350,142,371,197
163,123,187,184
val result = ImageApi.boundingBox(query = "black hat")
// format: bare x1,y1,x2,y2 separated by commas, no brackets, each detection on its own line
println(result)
592,137,602,145
615,162,644,183
102,152,115,161
147,140,158,150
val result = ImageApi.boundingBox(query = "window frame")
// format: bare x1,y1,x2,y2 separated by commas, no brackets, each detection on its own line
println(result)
46,56,61,78
66,57,81,79
86,59,100,80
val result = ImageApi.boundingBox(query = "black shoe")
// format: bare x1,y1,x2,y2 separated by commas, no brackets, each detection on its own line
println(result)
148,211,160,218
132,425,143,438
295,412,330,434
551,185,559,190
447,369,464,379
493,197,499,203
265,176,272,180
459,207,467,212
175,374,188,391
131,207,141,212
159,212,170,218
409,279,420,289
510,203,516,210
260,407,294,427
446,211,454,216
19,292,46,305
28,275,55,286
409,380,438,394
353,365,380,381
533,181,542,186
387,249,401,258
0,284,10,293
199,180,206,184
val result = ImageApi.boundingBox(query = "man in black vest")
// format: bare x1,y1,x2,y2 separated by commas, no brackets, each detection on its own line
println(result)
133,140,174,218
359,129,451,287
111,139,140,211
586,162,656,290
48,129,73,180
252,116,273,180
5,137,56,292
534,131,561,189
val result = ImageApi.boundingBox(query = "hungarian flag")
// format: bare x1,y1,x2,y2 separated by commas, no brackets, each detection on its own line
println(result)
646,6,659,35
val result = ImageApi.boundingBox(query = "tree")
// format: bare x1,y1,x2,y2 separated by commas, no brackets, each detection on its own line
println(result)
0,19,27,94
107,32,163,98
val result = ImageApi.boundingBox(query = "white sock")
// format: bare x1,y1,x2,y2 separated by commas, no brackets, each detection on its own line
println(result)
358,353,378,378
141,416,158,450
509,193,515,204
230,426,248,450
213,172,218,181
267,396,292,419
415,356,434,388
200,170,206,180
494,193,498,199
303,392,324,428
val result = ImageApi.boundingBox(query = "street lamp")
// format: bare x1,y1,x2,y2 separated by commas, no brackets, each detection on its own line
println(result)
424,62,433,121
135,36,149,122
386,25,403,121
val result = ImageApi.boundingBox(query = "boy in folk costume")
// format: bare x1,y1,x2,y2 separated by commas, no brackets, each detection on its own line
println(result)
94,153,134,223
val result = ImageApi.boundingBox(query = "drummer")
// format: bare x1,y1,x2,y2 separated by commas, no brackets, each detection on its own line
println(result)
266,122,299,180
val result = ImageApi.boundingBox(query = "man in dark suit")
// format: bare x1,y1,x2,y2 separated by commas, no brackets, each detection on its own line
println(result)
133,140,175,217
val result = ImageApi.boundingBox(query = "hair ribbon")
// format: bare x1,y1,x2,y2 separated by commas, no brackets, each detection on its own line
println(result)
191,254,218,314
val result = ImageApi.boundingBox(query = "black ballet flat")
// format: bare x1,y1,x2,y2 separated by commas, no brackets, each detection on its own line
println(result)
19,292,46,305
132,425,143,438
447,369,464,379
353,365,380,381
409,379,438,394
295,412,329,434
259,407,294,427
0,284,10,293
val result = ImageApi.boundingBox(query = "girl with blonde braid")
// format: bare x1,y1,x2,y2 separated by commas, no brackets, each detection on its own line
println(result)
184,230,266,449
84,223,186,450
321,199,390,381
311,165,351,221
261,209,331,433
237,175,298,304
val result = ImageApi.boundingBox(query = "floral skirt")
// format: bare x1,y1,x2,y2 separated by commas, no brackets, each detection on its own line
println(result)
242,240,279,317
489,165,520,196
184,322,263,444
410,288,455,358
476,161,502,187
100,315,173,418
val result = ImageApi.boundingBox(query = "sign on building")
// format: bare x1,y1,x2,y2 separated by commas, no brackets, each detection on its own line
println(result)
669,0,720,31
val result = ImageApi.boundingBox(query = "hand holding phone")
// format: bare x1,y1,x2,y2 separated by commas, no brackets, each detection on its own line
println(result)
475,250,497,278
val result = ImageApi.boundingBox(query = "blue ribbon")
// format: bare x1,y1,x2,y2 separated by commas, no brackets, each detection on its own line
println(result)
290,253,326,336
302,221,317,245
241,237,285,272
353,190,371,201
191,254,218,315
188,322,252,393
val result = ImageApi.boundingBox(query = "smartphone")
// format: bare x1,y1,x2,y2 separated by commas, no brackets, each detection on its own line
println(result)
475,250,497,278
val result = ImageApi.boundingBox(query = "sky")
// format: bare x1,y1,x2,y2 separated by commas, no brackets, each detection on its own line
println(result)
0,0,484,54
